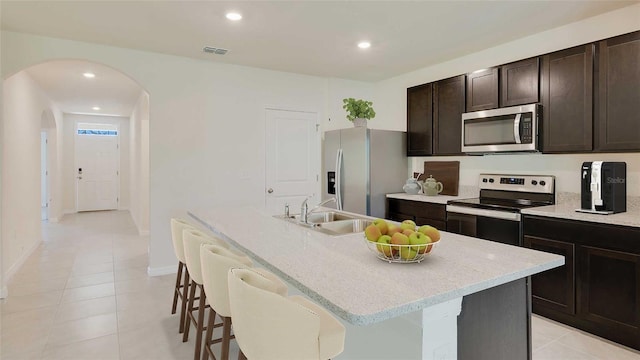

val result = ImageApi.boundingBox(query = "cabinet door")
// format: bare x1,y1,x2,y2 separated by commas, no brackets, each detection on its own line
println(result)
524,236,575,315
578,246,640,339
541,44,594,153
407,83,433,156
433,75,465,155
466,67,498,111
500,57,539,107
595,30,640,151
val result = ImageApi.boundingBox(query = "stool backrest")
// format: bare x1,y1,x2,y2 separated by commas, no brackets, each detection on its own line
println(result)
228,268,321,360
200,244,253,317
170,218,194,263
183,229,228,285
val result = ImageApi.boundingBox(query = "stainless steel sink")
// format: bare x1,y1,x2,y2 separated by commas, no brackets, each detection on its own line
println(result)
274,211,371,236
314,219,373,235
293,211,357,223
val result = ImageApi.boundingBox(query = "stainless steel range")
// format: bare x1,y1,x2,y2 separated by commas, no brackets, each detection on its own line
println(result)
446,174,555,246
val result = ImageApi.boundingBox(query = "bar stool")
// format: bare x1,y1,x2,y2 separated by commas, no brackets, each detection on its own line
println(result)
227,268,346,360
200,244,287,360
170,218,196,333
182,229,229,360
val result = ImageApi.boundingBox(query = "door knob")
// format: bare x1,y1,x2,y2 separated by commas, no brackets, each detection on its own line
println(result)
77,176,83,180
267,188,274,193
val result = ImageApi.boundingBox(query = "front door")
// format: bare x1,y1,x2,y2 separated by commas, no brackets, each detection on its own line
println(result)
75,124,119,212
265,108,320,215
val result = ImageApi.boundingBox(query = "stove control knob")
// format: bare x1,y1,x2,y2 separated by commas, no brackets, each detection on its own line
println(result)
531,180,538,185
489,178,494,183
540,180,546,186
483,178,488,183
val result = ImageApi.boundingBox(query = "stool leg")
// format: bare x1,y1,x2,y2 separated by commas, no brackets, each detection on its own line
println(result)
221,316,232,360
202,307,217,360
180,268,191,334
194,284,207,360
238,350,247,360
172,262,184,315
183,280,197,342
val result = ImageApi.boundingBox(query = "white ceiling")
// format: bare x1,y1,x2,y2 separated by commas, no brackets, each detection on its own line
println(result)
2,1,637,116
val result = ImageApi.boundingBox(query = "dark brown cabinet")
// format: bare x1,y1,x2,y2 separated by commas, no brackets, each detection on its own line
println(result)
541,44,594,153
407,83,433,156
386,198,446,230
433,75,466,155
595,31,640,152
466,67,498,111
523,215,640,350
500,58,540,107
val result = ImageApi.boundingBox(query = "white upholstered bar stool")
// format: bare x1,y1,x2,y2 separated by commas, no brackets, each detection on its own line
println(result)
183,229,230,360
200,244,288,360
227,268,346,360
170,218,197,333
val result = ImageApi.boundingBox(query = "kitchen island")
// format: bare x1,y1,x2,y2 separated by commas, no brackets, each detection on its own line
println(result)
189,207,564,360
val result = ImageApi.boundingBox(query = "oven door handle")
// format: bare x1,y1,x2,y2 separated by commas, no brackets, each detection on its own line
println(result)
446,205,521,221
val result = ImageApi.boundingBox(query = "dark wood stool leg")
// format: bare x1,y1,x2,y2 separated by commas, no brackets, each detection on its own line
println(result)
202,307,217,360
194,284,207,360
183,280,197,342
238,350,247,360
180,268,191,334
172,262,184,314
221,317,232,360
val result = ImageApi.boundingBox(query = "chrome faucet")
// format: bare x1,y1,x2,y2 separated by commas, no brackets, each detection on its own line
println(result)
300,197,336,224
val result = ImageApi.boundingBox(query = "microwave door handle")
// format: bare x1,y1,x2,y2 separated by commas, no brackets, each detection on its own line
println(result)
513,113,522,144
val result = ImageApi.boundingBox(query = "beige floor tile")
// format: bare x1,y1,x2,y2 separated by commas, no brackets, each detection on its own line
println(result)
1,317,50,358
1,306,57,337
60,283,115,303
532,330,556,351
71,262,114,276
113,266,150,282
46,313,118,347
54,296,117,323
114,275,174,295
556,329,640,360
118,320,195,360
116,305,172,333
10,268,71,284
41,334,120,360
8,277,68,296
0,290,63,314
534,341,599,359
531,314,574,339
65,271,114,289
0,345,46,360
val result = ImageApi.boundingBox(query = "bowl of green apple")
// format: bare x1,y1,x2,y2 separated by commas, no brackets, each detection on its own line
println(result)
363,219,441,263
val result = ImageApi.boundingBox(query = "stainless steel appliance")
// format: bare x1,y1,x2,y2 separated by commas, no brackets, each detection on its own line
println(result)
322,128,407,218
578,161,626,214
446,174,555,246
462,104,540,154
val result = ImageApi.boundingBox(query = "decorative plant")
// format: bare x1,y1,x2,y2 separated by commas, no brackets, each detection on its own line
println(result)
342,98,376,121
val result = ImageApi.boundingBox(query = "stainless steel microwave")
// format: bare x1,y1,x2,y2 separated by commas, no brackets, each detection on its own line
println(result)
461,104,540,154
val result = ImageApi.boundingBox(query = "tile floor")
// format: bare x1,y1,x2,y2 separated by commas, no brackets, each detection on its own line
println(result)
1,210,639,360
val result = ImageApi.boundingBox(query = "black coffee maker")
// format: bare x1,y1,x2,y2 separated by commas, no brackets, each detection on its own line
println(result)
578,162,626,214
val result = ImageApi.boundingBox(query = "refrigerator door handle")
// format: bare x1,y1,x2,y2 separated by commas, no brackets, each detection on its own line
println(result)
335,148,343,210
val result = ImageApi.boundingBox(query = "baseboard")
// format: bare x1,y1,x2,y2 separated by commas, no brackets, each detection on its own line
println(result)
147,264,177,277
0,285,8,299
5,239,42,283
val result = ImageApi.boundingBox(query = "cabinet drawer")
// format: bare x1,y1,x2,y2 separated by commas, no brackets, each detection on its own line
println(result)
386,199,446,222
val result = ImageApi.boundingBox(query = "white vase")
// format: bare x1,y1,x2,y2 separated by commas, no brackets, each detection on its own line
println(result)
353,118,367,127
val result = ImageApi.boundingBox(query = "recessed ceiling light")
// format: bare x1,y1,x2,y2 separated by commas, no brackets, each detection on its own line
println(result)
92,106,101,111
83,72,96,78
226,12,242,21
358,41,371,49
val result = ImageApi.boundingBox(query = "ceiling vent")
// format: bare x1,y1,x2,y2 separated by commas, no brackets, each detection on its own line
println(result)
203,46,228,55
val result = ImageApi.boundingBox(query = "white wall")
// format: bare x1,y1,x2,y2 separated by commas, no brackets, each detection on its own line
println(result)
62,114,130,213
129,91,149,235
2,71,63,280
371,4,640,196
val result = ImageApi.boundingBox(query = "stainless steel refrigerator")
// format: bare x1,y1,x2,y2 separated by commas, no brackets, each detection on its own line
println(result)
322,127,408,218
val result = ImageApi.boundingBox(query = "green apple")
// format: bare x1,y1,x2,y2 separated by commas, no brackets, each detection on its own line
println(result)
372,219,389,235
364,224,382,242
376,235,393,256
387,224,401,237
409,232,431,254
399,246,418,260
418,225,441,242
391,232,410,246
400,219,416,231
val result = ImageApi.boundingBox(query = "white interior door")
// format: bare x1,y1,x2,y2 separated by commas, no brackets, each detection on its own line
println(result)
265,109,320,215
41,131,48,220
75,124,119,212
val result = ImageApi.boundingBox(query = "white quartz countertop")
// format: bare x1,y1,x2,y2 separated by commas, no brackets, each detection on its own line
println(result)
521,193,640,228
189,207,563,326
387,186,478,204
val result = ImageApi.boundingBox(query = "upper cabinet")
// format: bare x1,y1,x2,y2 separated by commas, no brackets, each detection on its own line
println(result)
407,83,433,156
466,67,498,111
541,44,594,153
500,58,540,107
594,31,640,152
434,75,466,155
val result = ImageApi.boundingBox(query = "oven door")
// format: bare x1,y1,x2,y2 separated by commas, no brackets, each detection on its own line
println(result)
446,205,522,246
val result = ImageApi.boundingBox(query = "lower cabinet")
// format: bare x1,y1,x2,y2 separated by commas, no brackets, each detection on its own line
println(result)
386,198,446,230
523,215,640,350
